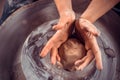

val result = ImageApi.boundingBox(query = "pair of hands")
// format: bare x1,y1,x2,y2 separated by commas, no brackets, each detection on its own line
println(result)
40,11,103,70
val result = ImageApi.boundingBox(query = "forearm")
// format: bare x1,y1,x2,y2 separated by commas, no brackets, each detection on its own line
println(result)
81,0,120,23
54,0,73,17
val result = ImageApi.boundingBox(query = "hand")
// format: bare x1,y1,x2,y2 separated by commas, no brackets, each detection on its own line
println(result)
75,49,94,70
40,11,75,65
75,18,103,70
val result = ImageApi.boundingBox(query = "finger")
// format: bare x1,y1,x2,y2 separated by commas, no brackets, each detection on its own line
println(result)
76,50,94,70
39,40,53,57
56,53,61,62
86,32,91,38
50,47,58,65
75,56,87,66
84,25,100,37
75,60,83,67
79,18,100,36
40,31,62,57
52,24,63,30
90,37,103,70
89,33,93,39
52,18,68,30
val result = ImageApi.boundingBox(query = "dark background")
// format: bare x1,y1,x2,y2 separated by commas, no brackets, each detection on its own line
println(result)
0,0,120,25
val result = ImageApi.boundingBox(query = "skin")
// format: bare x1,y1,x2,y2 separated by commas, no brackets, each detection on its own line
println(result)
75,18,101,70
40,0,120,70
40,0,75,65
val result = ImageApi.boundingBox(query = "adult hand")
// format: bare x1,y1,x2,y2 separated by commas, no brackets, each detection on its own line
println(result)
75,18,103,70
40,11,75,65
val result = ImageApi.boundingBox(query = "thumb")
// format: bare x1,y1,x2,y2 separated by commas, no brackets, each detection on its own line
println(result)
52,24,63,30
84,26,100,37
52,18,69,30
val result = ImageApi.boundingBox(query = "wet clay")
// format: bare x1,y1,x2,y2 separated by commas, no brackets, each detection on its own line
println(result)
20,19,119,80
58,38,86,71
21,20,96,80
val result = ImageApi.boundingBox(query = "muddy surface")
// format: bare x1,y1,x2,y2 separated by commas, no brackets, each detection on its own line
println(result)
21,20,118,80
21,20,96,80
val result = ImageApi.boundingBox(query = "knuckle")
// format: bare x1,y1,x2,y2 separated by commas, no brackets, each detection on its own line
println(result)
94,50,100,54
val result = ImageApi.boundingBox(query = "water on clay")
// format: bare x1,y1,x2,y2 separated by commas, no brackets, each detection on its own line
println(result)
21,20,118,80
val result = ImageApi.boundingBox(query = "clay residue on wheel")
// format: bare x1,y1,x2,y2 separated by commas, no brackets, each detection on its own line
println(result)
21,20,117,80
21,20,96,80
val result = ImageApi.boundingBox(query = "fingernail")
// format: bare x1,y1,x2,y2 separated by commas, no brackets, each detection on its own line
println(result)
51,59,56,65
51,62,55,65
39,54,43,58
52,26,58,30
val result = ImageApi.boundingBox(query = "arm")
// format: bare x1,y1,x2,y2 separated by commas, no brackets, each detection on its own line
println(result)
75,0,120,70
53,0,75,30
54,0,73,15
81,0,120,23
40,0,75,65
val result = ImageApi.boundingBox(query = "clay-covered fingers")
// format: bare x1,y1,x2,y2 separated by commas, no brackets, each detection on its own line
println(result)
74,56,87,66
85,34,103,70
56,53,61,62
52,24,63,30
75,50,94,70
40,11,75,65
40,23,70,65
89,37,103,70
79,18,100,36
50,48,58,65
84,33,103,70
40,30,67,57
75,18,103,70
39,32,61,57
40,40,53,57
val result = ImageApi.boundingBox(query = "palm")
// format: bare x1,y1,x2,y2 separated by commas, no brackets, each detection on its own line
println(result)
75,18,103,70
40,11,75,65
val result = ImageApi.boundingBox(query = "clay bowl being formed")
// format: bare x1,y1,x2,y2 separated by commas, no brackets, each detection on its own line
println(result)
58,38,86,71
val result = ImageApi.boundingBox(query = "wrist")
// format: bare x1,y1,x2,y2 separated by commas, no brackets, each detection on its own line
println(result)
77,17,100,37
59,10,75,17
60,10,75,23
80,14,96,23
